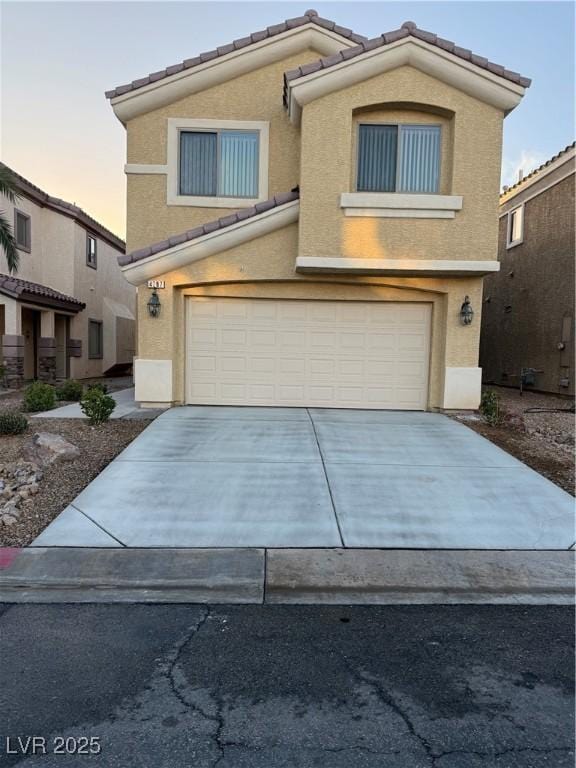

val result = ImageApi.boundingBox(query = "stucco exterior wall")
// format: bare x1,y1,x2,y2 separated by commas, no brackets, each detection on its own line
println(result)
298,65,503,262
0,195,76,293
0,189,135,380
481,172,575,395
133,223,483,407
125,49,324,253
121,49,504,410
71,223,136,378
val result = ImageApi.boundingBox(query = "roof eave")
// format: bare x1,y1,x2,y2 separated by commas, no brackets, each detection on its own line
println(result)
286,37,528,125
120,199,299,285
500,144,576,202
109,26,359,125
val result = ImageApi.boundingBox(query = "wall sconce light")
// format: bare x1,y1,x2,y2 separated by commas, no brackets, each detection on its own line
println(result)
460,295,474,325
147,289,161,318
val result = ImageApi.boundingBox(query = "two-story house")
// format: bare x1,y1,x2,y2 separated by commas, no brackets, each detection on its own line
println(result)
480,143,575,395
0,165,136,387
106,10,529,410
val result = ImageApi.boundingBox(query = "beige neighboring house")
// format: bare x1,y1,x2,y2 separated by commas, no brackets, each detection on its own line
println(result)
0,165,136,387
481,143,575,395
107,10,529,410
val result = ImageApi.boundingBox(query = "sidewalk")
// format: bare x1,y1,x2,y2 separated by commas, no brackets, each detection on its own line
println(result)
32,387,161,420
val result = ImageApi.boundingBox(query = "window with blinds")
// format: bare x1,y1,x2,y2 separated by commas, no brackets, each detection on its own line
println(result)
180,130,259,198
14,210,31,251
357,124,441,194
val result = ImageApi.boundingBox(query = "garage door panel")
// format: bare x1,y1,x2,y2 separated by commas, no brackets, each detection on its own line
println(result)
186,299,431,409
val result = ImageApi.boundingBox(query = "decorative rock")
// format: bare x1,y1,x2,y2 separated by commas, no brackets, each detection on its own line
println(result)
0,460,44,523
23,432,80,467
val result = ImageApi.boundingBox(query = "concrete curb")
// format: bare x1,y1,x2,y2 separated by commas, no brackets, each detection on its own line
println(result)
266,549,576,605
0,547,265,603
0,547,573,605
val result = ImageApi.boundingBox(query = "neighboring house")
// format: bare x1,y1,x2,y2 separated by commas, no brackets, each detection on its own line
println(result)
0,165,136,387
480,143,575,396
107,10,529,410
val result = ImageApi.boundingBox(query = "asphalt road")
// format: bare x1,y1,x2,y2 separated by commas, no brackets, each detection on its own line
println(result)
0,604,573,767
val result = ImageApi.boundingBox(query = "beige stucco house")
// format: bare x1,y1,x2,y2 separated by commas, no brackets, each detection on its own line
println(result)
107,10,529,410
0,165,135,387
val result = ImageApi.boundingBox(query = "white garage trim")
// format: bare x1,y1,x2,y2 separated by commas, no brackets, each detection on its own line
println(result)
185,297,432,410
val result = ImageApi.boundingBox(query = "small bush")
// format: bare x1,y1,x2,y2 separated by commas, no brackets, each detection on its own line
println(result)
80,387,115,425
23,381,56,413
0,411,28,435
87,382,109,395
56,379,83,402
480,389,501,426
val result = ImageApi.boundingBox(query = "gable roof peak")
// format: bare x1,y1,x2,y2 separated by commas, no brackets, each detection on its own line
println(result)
105,10,367,101
284,21,531,93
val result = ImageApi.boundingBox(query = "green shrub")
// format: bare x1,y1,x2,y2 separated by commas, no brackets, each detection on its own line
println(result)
480,389,501,426
87,382,109,395
0,411,28,435
56,379,83,402
23,381,56,413
80,387,115,425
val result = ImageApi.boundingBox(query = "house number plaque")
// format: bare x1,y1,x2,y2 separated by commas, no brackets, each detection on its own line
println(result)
147,280,165,289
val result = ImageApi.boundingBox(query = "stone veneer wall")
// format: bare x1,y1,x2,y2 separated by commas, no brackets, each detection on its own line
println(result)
37,337,56,384
1,335,25,389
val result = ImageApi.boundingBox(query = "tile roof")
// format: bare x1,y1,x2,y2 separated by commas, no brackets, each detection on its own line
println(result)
105,9,367,100
119,189,299,267
0,164,125,253
283,20,532,103
0,274,86,312
500,141,575,198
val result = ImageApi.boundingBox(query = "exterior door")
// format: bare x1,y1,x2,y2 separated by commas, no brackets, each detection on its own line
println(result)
21,308,39,380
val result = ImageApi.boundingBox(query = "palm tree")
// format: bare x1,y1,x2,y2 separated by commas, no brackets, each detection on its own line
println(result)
0,164,20,273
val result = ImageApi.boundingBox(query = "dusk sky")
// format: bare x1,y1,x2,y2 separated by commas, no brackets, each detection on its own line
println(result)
1,1,574,239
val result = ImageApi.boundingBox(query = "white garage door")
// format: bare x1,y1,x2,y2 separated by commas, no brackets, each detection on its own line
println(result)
185,298,431,409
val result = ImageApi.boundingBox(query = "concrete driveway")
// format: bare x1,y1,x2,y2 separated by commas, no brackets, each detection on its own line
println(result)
33,407,574,550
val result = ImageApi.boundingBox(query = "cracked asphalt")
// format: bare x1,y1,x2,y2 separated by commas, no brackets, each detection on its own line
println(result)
0,604,573,767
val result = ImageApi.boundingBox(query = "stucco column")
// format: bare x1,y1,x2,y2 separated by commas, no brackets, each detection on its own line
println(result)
38,310,57,383
1,299,24,388
2,298,22,335
442,279,484,409
40,310,55,337
134,283,174,407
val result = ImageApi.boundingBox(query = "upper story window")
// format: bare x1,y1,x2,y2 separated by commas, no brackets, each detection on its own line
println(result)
180,130,259,198
357,124,441,194
86,233,98,268
167,118,269,208
507,205,524,248
14,209,31,251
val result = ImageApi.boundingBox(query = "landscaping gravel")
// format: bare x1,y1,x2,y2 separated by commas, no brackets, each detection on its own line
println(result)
0,418,148,547
455,386,575,495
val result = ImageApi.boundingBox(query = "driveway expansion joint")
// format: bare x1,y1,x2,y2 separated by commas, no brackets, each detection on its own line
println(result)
306,408,345,548
71,504,127,547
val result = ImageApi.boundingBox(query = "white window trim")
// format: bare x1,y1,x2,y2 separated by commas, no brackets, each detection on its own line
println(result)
506,204,524,249
166,117,269,208
340,192,463,219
